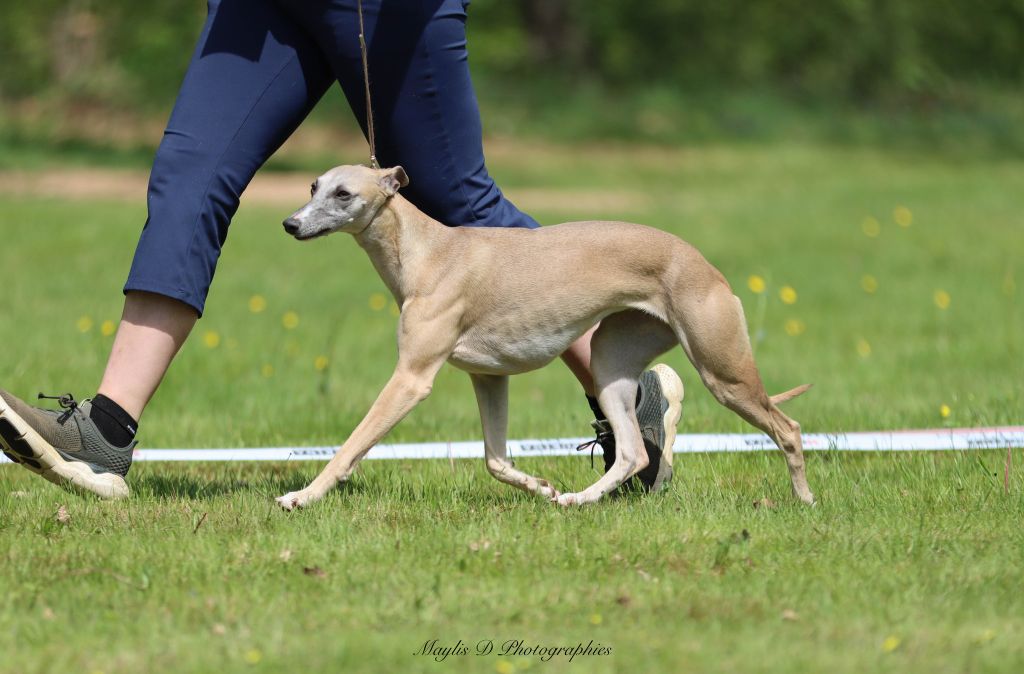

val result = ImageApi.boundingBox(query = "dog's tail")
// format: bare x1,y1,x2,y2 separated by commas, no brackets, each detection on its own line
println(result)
769,383,812,405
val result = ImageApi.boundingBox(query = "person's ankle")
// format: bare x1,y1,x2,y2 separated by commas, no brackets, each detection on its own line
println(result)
90,394,139,448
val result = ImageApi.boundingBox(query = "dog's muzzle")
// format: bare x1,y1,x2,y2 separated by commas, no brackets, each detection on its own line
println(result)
282,217,300,235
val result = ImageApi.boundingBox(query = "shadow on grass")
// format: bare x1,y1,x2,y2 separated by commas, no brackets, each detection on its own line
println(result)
126,461,624,507
128,464,477,503
129,462,323,500
125,457,651,507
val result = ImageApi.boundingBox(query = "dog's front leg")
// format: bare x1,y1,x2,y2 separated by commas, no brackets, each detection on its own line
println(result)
276,365,438,510
277,303,456,510
470,374,559,500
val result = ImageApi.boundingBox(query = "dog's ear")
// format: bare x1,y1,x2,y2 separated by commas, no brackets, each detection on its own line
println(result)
379,166,409,196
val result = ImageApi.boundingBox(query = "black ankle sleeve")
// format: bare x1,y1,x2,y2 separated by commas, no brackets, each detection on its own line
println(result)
90,394,139,447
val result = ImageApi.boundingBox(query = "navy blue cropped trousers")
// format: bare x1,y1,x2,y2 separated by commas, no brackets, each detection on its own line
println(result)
125,0,538,315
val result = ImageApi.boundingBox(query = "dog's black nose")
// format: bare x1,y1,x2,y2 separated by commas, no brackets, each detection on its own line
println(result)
283,218,300,235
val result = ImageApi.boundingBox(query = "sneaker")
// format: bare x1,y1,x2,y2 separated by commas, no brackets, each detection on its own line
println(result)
0,390,134,499
579,364,684,493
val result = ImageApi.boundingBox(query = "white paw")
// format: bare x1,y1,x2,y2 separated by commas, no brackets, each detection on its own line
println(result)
555,492,581,507
276,490,314,511
535,479,559,501
537,485,558,500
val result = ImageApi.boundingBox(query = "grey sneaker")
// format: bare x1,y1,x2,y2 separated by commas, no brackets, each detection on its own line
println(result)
580,364,684,493
0,390,134,499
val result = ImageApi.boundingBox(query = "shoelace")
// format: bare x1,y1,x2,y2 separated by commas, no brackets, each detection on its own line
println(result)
576,427,614,470
38,392,81,424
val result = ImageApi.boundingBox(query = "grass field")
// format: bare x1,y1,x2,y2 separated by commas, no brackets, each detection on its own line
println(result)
1,140,1022,672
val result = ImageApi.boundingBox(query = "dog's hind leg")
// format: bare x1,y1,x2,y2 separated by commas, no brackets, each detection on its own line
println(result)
471,374,559,500
556,311,677,506
670,284,814,504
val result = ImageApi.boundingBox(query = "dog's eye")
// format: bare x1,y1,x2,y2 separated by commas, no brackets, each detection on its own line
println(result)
335,188,351,200
310,182,317,197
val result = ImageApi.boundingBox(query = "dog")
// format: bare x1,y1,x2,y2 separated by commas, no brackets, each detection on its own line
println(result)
275,164,814,510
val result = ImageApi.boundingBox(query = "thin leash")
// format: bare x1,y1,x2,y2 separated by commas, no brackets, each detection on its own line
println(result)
356,0,380,169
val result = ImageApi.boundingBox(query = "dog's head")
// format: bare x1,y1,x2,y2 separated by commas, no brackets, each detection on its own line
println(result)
283,164,409,240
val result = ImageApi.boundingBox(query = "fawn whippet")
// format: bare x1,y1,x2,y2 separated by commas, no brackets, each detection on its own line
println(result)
275,164,813,510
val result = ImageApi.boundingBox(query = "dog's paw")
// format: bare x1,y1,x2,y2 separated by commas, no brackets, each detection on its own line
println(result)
276,490,314,511
535,478,559,501
537,485,559,500
555,492,581,507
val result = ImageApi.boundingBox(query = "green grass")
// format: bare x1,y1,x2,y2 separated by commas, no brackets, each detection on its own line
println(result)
1,452,1022,673
1,141,1022,672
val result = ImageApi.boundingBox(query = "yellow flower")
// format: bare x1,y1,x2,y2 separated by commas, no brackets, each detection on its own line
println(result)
244,648,263,665
389,301,401,317
1002,270,1015,297
940,404,951,419
784,319,806,336
248,294,267,313
974,628,996,644
495,661,514,674
933,290,950,310
779,286,797,304
747,275,766,294
893,206,913,228
368,293,387,311
861,274,878,294
203,331,221,349
314,355,329,371
282,311,300,329
856,338,872,358
100,320,116,337
589,613,603,625
260,364,274,378
881,635,901,653
76,316,94,333
861,217,881,238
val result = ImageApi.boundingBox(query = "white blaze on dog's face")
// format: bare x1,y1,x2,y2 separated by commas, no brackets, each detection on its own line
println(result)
282,164,409,240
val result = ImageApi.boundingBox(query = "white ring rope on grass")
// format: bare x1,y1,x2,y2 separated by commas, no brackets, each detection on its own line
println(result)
2,427,1019,464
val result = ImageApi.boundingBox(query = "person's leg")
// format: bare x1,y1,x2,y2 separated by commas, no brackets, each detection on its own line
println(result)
109,0,334,420
561,326,598,396
1,0,334,497
97,292,197,421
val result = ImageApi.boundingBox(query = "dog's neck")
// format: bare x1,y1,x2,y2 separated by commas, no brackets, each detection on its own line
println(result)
352,194,447,306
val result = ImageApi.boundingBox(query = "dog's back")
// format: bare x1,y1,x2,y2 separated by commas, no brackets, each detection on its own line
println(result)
451,220,723,315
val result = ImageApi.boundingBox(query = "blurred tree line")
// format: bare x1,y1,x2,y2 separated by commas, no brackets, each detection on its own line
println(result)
1,0,1021,107
1,0,1022,156
483,0,1023,100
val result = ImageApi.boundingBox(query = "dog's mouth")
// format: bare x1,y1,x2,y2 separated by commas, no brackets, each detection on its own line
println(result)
293,229,330,241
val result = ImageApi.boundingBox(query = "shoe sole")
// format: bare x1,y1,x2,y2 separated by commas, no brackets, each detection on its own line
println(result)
649,363,684,493
0,397,129,499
